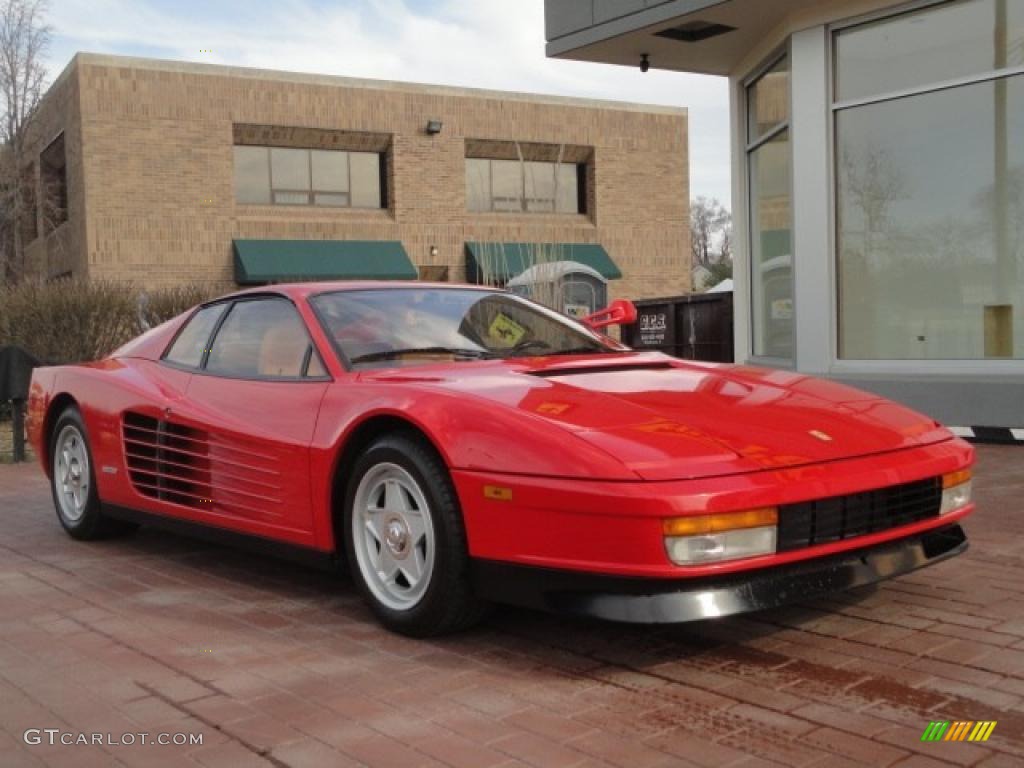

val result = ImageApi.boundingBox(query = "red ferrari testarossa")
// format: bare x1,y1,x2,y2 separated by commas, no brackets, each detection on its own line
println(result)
28,282,974,635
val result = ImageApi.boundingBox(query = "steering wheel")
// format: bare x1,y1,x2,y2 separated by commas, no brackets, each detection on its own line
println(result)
510,339,553,356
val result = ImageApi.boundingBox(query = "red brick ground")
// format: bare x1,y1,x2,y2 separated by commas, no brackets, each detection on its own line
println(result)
1,445,1022,767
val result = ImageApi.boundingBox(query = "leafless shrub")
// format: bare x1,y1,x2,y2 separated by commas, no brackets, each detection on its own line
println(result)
0,277,140,362
0,278,219,363
139,283,214,330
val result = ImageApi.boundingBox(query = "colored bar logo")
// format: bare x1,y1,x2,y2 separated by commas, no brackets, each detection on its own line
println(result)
921,721,997,742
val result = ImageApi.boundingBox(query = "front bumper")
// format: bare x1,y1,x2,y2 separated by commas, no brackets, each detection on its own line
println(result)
454,438,974,579
473,524,967,623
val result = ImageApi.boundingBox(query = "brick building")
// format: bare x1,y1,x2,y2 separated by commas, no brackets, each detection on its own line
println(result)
23,53,689,304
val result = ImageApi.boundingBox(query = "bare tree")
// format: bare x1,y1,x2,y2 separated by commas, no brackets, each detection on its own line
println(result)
704,259,733,287
0,0,51,283
718,221,732,264
690,196,731,268
839,145,904,265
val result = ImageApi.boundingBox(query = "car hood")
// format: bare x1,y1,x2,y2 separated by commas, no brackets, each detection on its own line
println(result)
361,353,951,481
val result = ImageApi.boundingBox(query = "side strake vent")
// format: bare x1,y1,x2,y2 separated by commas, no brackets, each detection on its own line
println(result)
123,412,212,508
122,411,282,517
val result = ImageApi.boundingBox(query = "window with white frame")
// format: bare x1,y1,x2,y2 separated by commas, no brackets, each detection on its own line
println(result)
834,0,1024,360
465,158,583,214
233,146,384,209
746,54,793,359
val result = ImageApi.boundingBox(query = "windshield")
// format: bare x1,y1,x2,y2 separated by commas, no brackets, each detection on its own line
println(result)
310,288,626,368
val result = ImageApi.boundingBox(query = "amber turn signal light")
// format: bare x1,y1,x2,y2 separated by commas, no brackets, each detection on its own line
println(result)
483,485,513,501
662,507,778,537
942,468,972,489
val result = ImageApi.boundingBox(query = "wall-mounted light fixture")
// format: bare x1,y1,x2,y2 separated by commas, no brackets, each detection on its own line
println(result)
425,119,443,135
640,53,650,73
429,245,439,258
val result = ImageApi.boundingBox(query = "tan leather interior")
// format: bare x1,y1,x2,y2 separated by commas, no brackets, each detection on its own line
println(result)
258,324,308,377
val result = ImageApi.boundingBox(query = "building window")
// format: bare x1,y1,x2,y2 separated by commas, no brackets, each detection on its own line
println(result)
834,0,1024,360
20,163,37,244
40,133,68,233
233,146,384,209
745,54,792,359
466,158,583,214
165,303,229,369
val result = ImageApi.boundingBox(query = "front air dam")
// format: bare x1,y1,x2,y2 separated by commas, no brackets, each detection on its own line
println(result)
472,524,968,623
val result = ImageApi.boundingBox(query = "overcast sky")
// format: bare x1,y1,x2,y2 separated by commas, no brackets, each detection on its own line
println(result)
45,0,731,206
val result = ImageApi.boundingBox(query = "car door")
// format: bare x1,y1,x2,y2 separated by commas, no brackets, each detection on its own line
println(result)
156,297,329,546
117,302,222,516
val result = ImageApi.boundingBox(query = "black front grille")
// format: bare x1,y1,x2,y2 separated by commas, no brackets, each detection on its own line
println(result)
777,477,942,552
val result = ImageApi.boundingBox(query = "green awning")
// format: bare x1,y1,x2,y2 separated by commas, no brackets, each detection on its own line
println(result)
233,239,417,285
465,242,622,284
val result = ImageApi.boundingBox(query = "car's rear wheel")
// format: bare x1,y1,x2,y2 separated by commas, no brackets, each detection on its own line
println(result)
344,433,488,636
51,406,136,540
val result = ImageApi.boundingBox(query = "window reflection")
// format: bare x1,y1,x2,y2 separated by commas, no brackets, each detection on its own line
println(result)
746,55,793,359
749,129,793,358
311,288,615,368
835,0,1023,360
466,157,582,214
747,57,789,142
837,76,1023,359
233,146,270,204
233,145,383,209
835,0,1024,103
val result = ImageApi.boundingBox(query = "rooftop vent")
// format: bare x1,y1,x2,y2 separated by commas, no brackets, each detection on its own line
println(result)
654,21,736,43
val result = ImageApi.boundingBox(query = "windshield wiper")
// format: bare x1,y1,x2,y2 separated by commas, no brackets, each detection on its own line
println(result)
546,346,620,356
350,346,496,364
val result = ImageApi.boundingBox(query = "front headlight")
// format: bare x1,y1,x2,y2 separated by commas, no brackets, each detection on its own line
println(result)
663,508,777,565
940,468,972,515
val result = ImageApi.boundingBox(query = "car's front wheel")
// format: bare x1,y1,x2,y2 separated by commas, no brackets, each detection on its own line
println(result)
51,406,136,540
344,433,487,636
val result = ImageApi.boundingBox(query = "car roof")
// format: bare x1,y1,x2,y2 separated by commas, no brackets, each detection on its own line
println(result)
225,281,501,302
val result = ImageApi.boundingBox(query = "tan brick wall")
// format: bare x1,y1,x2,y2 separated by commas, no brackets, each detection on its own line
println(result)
23,61,88,281
33,54,690,301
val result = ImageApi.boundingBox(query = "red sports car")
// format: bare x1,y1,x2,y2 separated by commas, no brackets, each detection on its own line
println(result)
27,282,974,636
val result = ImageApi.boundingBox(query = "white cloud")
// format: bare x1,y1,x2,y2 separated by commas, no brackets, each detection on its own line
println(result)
46,0,731,204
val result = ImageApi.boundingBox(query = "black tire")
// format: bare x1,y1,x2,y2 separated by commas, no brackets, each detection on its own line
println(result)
343,432,489,636
50,406,137,540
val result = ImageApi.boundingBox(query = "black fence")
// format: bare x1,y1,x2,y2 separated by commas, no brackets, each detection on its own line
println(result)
1,346,40,463
622,292,734,363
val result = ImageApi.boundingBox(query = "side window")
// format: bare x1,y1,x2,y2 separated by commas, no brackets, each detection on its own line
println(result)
205,299,322,379
164,304,227,368
306,349,327,377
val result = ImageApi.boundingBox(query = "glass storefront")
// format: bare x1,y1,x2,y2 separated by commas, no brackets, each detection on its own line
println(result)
747,55,793,359
835,0,1024,359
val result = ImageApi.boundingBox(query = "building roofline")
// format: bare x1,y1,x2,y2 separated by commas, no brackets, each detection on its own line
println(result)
546,0,726,58
61,51,687,117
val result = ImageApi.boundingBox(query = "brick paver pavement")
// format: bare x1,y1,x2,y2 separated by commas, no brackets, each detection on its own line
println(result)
1,445,1022,767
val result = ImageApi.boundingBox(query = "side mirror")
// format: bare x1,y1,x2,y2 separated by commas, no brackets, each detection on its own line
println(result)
582,299,637,331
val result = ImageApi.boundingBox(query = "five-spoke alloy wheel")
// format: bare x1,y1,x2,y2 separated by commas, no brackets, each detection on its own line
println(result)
344,432,488,636
50,406,136,540
352,462,436,610
54,423,91,524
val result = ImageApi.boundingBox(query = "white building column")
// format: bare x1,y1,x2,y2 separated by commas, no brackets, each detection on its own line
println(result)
789,26,832,374
729,76,751,365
